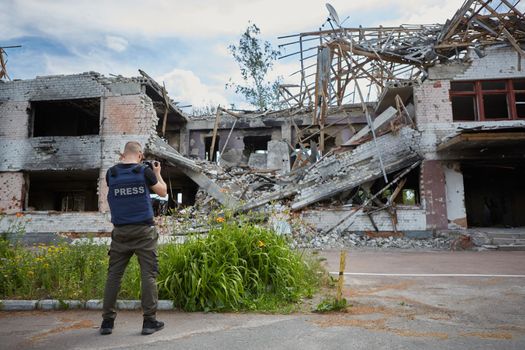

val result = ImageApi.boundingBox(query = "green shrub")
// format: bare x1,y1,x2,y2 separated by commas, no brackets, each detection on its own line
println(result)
157,222,321,311
1,220,324,312
314,296,348,313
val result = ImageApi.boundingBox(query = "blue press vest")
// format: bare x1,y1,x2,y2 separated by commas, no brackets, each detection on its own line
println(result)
107,164,154,225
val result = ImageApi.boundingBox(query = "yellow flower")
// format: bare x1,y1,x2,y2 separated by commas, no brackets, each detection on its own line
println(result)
257,240,265,248
216,217,225,223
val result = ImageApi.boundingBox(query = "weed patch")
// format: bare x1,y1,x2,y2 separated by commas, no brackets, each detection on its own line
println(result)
1,219,325,312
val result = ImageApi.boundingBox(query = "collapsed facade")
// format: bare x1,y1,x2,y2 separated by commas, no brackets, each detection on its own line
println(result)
1,0,524,241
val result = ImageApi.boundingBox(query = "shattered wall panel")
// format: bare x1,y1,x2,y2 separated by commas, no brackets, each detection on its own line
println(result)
0,172,24,214
291,127,422,210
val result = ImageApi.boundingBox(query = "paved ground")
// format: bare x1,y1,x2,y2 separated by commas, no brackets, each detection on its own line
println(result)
1,249,524,349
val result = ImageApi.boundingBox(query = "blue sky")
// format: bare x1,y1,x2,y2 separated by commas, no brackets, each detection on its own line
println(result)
1,0,462,111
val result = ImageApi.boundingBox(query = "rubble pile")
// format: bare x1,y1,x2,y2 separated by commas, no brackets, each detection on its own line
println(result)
195,161,290,209
291,231,452,250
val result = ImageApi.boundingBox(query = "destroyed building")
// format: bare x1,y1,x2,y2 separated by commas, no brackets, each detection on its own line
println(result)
1,0,524,240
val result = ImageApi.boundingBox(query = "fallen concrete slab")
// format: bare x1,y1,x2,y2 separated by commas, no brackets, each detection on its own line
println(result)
291,127,422,210
146,135,239,209
342,106,398,146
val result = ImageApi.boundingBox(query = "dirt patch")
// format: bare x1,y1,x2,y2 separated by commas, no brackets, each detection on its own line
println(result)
460,331,513,340
313,315,449,340
391,329,449,340
0,310,49,318
314,315,387,330
30,319,95,343
344,281,417,298
345,305,389,316
380,295,454,318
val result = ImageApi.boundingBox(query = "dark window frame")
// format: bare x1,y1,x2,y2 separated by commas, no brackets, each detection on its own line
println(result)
450,79,525,121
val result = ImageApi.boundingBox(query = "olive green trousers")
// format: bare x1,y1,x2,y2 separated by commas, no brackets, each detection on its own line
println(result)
102,224,159,321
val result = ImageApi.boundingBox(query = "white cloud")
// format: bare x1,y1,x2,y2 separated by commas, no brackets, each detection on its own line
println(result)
157,68,230,108
43,49,137,77
3,0,464,44
3,0,473,110
105,35,128,52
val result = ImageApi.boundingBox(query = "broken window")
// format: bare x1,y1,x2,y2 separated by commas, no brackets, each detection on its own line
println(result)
205,136,220,162
451,96,477,121
369,165,421,206
243,135,271,154
450,79,524,121
31,98,100,137
514,80,525,118
27,170,99,212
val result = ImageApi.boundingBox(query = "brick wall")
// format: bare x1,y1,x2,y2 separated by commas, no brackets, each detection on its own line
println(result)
0,73,163,230
420,160,448,230
414,80,453,125
454,47,525,81
101,94,157,135
98,94,158,212
414,47,525,128
0,101,29,139
413,47,525,231
0,72,108,102
0,172,25,214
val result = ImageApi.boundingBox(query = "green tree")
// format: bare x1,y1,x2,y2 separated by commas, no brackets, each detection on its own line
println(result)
227,23,281,110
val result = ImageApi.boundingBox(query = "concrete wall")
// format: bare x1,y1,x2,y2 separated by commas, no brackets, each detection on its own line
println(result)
0,136,102,172
301,207,427,232
0,212,112,233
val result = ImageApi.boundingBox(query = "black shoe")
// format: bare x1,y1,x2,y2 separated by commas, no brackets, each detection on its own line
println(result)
100,318,114,335
141,319,164,335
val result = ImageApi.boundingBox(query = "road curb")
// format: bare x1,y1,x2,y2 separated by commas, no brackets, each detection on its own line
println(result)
0,299,175,311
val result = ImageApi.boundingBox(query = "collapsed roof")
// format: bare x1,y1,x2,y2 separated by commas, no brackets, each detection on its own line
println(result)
152,1,525,219
278,0,525,110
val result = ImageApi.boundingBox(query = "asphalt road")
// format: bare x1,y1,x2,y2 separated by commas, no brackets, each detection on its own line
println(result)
2,249,524,350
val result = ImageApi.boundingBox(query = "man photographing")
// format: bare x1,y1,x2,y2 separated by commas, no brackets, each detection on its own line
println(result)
100,141,167,336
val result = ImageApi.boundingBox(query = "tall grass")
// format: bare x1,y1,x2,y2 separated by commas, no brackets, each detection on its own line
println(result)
0,238,112,300
158,222,321,312
1,219,323,311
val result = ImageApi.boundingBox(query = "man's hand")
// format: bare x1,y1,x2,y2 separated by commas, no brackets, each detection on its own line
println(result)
150,161,167,197
152,161,161,174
